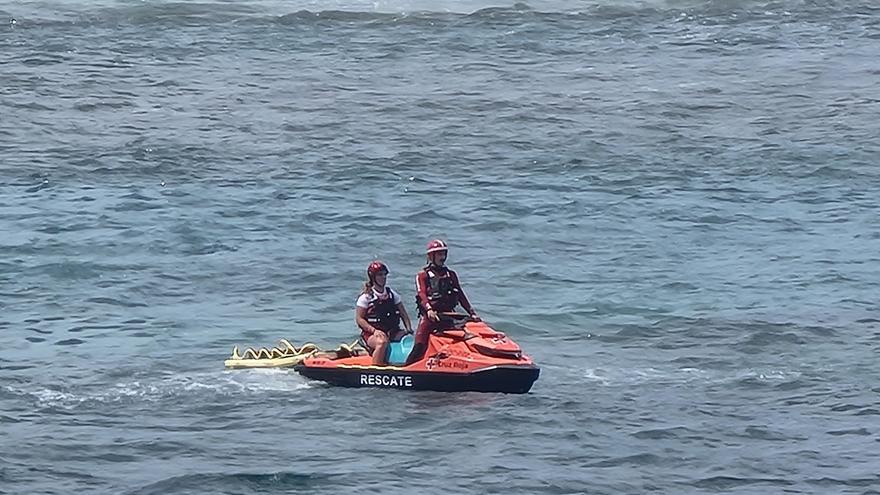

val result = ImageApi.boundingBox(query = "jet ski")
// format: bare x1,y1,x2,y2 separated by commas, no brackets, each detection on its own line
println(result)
294,315,539,394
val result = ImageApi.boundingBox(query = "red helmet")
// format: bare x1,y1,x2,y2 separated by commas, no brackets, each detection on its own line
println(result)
426,239,448,254
367,261,389,281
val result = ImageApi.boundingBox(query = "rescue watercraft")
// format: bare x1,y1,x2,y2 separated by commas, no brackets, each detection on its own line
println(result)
294,315,539,394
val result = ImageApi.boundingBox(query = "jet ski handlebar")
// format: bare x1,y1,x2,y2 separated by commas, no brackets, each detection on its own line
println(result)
438,312,474,321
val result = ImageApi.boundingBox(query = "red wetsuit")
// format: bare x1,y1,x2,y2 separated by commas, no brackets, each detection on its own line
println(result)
413,265,475,345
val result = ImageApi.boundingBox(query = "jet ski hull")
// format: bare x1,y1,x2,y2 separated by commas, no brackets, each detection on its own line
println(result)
295,362,540,394
295,320,540,394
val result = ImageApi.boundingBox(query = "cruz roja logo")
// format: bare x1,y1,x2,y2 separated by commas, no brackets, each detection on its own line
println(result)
360,374,413,387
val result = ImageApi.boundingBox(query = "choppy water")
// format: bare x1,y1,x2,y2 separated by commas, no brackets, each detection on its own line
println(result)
2,0,880,493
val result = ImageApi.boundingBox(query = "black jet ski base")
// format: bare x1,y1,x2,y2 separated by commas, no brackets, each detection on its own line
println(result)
293,364,540,394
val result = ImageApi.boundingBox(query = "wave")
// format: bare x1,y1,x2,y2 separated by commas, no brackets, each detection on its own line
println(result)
128,471,332,495
5,0,874,28
4,369,311,411
580,365,807,387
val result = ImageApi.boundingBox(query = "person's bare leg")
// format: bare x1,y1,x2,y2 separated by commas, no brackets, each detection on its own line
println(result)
367,332,389,366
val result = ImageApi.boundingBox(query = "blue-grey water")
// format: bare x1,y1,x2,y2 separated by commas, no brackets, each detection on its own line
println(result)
2,0,879,493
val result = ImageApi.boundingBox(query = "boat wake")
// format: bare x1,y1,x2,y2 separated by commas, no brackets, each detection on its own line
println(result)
4,369,311,411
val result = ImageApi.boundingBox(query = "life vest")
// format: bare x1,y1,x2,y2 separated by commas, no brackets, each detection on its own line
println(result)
365,287,401,333
418,266,459,313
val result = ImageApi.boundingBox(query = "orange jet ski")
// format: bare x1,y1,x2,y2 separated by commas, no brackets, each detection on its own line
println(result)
294,315,539,394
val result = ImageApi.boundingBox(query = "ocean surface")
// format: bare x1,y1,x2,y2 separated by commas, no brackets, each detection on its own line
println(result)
2,0,879,493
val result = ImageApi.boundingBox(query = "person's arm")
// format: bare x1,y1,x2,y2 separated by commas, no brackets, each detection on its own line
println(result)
397,302,412,332
415,271,431,312
355,305,379,336
416,271,439,321
450,271,478,318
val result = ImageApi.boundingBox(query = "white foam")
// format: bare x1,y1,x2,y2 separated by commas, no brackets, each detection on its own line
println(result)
6,370,311,410
580,365,804,387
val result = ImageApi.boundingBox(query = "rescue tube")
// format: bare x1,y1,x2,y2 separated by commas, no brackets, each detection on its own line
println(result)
224,339,364,369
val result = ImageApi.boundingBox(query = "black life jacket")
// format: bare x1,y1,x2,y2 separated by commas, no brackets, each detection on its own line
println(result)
417,266,459,314
365,287,400,333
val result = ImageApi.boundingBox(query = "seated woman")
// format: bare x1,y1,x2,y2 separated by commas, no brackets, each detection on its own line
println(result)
355,261,413,365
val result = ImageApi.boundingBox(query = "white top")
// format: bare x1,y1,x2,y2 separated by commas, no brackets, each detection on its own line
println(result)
356,286,401,309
